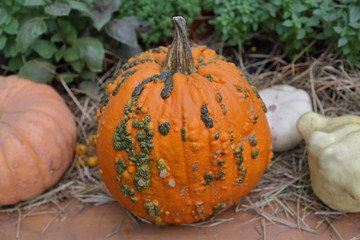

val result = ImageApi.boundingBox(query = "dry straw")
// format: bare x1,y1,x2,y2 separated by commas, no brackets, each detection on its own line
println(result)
1,45,359,238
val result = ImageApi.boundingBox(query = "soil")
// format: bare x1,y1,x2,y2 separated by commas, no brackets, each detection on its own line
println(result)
1,199,359,240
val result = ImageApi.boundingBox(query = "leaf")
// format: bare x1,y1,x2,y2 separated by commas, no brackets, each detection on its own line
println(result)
55,45,66,62
117,43,142,60
59,19,78,42
0,35,6,50
342,46,351,55
349,6,360,23
32,39,57,59
3,18,19,34
24,0,45,6
67,0,92,15
45,2,71,16
282,20,293,27
51,33,63,43
79,80,99,97
313,9,322,16
0,8,8,26
122,16,151,33
58,72,75,83
70,60,85,73
275,23,284,34
73,37,104,72
80,70,97,80
8,55,23,71
338,37,348,47
94,0,122,13
293,2,307,13
90,0,121,30
63,46,80,62
296,29,305,39
349,22,359,29
16,18,47,53
90,10,112,31
19,60,55,83
105,19,138,47
306,16,319,27
333,26,342,34
263,3,279,17
4,41,18,58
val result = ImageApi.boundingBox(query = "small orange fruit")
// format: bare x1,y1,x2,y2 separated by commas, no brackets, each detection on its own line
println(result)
88,134,97,147
75,144,88,156
87,155,98,167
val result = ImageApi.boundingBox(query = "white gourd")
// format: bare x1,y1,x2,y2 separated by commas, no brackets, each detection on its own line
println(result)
259,85,312,152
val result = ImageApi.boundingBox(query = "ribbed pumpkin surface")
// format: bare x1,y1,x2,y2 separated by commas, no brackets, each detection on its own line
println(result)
96,17,272,224
0,75,77,206
96,47,273,224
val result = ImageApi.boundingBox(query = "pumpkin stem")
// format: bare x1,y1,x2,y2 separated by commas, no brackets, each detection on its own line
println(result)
162,16,197,75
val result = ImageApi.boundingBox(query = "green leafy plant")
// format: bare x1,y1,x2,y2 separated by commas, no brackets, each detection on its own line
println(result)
0,0,148,83
209,0,268,46
209,0,360,65
118,0,202,46
1,0,359,84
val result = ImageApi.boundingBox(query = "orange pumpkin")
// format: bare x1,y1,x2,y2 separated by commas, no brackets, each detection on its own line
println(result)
0,75,77,206
96,17,272,224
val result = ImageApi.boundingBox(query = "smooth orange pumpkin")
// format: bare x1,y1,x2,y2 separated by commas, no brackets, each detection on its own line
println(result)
96,17,272,224
0,75,77,206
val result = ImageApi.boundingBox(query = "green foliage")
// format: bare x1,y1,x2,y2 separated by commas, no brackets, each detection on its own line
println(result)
209,0,360,65
118,0,202,45
210,0,267,46
1,0,360,83
0,0,145,83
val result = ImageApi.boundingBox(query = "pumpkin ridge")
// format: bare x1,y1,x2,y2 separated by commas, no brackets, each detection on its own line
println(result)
213,83,239,206
132,75,159,99
133,81,167,211
6,84,65,106
192,72,251,207
0,122,47,199
178,80,196,221
5,96,66,108
100,68,159,114
199,80,234,216
111,69,139,96
0,76,23,109
133,82,163,197
121,59,163,74
0,137,20,205
5,108,75,147
188,80,216,217
205,110,217,217
4,110,71,188
112,76,161,205
157,76,175,130
148,46,168,54
5,107,72,148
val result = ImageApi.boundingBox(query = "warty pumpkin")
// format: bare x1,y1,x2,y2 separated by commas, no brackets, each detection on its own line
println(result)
0,75,77,206
96,16,273,224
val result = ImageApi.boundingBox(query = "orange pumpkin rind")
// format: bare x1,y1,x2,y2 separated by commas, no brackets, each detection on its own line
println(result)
96,17,272,224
